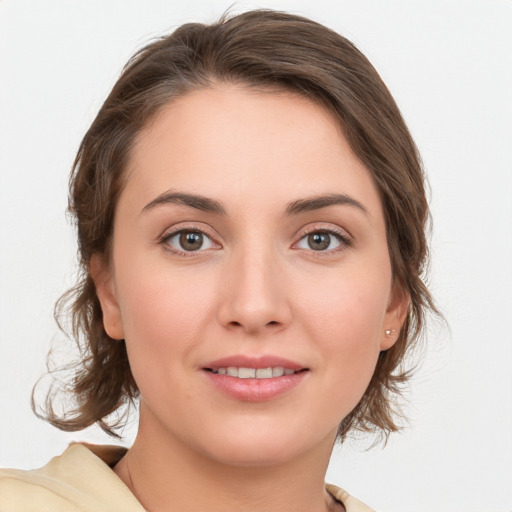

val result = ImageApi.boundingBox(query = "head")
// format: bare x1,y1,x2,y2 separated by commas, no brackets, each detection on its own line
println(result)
41,9,436,444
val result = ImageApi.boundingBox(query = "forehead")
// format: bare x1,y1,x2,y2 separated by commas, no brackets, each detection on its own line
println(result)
123,85,382,218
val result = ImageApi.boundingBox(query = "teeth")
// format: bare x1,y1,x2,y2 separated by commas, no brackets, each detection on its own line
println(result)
256,368,272,379
238,367,256,379
213,366,296,379
272,367,284,377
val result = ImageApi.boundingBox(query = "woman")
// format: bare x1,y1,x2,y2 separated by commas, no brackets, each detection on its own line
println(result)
0,10,436,512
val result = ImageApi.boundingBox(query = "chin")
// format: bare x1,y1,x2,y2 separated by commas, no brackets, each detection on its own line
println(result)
198,424,335,468
208,442,299,468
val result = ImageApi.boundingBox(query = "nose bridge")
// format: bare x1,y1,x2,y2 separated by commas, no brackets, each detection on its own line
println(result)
218,234,290,333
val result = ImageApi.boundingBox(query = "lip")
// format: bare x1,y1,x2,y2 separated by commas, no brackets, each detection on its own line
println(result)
201,355,309,402
204,355,305,371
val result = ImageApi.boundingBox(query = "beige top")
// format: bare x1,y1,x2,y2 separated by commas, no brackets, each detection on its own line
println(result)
0,444,375,512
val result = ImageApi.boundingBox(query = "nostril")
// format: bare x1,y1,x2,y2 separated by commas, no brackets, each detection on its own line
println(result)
227,319,279,330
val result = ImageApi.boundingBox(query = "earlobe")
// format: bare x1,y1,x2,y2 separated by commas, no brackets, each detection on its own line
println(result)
89,254,125,340
381,284,410,351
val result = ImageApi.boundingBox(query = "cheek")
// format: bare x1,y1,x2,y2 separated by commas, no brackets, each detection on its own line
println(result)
113,261,217,390
298,268,390,403
301,267,390,345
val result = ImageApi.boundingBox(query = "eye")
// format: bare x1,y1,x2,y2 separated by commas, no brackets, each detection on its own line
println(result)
295,230,349,252
162,229,216,253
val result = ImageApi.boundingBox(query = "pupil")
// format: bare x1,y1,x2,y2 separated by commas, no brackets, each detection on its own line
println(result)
308,233,330,250
180,232,203,251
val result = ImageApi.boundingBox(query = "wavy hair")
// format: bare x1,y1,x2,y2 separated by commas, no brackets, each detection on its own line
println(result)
34,9,439,440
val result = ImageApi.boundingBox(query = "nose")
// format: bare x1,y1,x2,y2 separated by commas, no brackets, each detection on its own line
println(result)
216,245,292,335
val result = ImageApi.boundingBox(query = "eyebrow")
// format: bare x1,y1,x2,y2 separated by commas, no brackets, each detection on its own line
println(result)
141,190,367,217
141,191,227,215
284,193,368,216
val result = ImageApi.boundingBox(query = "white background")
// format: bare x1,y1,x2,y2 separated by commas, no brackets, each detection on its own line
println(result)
0,1,511,511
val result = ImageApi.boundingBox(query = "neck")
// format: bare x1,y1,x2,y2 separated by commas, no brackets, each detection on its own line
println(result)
114,406,340,512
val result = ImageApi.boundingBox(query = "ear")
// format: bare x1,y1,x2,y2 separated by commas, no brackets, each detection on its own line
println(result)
90,254,125,340
380,283,410,351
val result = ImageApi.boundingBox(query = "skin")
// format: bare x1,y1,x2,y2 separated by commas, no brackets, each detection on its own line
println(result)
92,85,407,512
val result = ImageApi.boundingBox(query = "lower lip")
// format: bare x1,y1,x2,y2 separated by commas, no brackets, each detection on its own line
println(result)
203,371,308,401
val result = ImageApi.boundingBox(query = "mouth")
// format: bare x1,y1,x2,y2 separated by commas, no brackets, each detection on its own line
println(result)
201,356,309,401
204,367,308,379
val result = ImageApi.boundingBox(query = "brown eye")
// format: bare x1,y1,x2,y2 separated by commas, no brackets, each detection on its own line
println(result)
179,231,203,251
164,230,215,253
307,233,331,251
295,230,347,252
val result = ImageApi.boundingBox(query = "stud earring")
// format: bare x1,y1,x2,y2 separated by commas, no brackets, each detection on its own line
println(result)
385,328,396,337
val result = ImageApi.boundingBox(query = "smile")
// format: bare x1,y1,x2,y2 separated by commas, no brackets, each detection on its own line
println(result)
202,356,309,400
209,367,300,379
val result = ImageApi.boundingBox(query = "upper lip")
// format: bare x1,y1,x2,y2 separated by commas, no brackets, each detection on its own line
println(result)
203,355,306,371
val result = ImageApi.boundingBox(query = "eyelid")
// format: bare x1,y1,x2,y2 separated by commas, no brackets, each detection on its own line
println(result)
157,222,352,256
159,223,222,256
292,223,353,252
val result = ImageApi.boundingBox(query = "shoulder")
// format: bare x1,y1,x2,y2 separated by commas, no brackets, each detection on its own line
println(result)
0,443,144,512
1,446,378,512
326,483,378,512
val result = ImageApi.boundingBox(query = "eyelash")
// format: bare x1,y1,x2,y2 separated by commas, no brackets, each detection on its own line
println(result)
159,225,352,256
160,226,218,257
293,226,353,254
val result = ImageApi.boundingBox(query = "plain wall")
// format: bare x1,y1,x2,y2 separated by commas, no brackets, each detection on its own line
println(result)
0,1,511,511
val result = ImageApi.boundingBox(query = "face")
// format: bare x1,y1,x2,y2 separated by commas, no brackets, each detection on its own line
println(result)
94,85,406,467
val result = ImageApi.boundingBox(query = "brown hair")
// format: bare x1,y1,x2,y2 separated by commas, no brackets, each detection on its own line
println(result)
34,9,438,440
